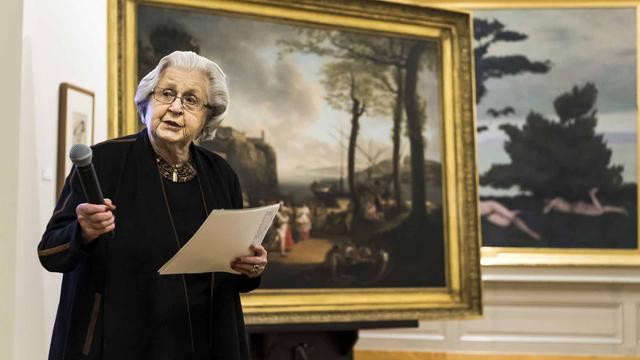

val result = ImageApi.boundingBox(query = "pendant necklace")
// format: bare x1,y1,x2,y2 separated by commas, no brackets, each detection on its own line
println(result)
155,153,197,182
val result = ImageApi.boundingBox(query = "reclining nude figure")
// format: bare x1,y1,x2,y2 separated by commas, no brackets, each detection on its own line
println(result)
479,200,541,241
543,187,628,216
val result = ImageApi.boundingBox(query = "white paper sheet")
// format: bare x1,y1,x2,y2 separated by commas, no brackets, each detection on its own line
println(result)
158,203,280,275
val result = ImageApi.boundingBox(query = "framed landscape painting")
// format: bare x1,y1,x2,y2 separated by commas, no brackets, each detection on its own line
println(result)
433,0,640,266
108,0,481,323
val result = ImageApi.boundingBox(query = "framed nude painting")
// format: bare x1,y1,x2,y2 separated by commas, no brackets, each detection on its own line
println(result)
108,0,481,323
433,0,640,266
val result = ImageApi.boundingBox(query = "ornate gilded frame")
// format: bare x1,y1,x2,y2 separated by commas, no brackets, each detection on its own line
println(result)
107,0,481,324
430,0,640,267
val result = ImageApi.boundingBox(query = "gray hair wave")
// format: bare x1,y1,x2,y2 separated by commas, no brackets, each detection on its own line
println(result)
134,51,229,139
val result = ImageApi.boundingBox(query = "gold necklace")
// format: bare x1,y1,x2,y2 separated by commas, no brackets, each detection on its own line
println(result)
155,154,197,182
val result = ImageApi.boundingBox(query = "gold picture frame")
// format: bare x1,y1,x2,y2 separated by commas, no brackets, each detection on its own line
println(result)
57,83,95,198
108,0,481,324
430,0,640,267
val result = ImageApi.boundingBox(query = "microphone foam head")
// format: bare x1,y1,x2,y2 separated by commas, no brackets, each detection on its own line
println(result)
69,144,93,167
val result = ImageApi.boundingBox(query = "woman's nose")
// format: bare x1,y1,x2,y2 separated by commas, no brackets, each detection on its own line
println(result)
169,97,184,114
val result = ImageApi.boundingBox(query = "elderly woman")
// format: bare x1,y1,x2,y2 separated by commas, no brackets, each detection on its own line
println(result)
38,51,267,360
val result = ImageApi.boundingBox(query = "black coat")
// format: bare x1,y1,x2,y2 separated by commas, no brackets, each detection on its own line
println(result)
38,130,259,360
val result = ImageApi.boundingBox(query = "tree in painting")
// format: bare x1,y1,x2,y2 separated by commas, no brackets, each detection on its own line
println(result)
321,60,390,241
281,31,436,221
280,30,444,286
474,18,551,118
481,83,624,200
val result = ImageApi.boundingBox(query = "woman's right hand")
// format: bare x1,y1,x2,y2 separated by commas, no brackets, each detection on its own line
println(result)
76,198,116,243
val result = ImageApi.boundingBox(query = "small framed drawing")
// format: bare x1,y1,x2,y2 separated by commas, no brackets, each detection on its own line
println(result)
57,83,95,197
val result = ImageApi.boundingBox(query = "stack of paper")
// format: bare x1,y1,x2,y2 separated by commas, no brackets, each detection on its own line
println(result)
158,203,280,275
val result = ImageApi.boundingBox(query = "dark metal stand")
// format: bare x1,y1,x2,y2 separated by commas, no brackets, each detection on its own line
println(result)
247,320,418,360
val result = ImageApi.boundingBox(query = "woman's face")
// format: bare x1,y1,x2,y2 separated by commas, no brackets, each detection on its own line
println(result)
144,66,209,146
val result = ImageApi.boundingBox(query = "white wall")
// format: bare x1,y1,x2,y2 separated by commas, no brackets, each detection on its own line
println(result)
0,0,24,359
357,267,640,357
11,1,107,359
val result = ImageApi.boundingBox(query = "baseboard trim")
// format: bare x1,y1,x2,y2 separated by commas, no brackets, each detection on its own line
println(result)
354,350,638,360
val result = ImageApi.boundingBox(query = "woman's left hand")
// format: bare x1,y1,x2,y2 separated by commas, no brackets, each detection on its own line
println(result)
231,244,268,278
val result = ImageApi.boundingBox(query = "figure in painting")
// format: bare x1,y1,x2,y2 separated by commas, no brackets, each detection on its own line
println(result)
275,202,294,255
479,200,541,241
361,187,385,223
543,187,628,216
72,113,87,145
295,203,312,241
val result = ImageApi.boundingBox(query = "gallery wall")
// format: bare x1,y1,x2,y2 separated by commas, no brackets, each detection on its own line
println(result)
7,0,107,359
1,0,23,359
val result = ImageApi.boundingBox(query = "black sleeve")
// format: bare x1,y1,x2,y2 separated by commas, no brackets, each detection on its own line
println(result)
235,274,261,293
228,167,262,293
37,167,98,273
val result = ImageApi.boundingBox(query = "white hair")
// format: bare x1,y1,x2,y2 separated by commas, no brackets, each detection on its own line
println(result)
134,51,229,139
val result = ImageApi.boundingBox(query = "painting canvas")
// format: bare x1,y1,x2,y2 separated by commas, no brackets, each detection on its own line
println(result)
473,8,638,250
137,5,445,288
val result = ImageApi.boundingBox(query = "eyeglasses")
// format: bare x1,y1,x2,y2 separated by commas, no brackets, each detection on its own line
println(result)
152,87,211,112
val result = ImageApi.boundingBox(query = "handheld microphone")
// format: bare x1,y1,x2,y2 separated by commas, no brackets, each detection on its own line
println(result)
69,144,105,204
